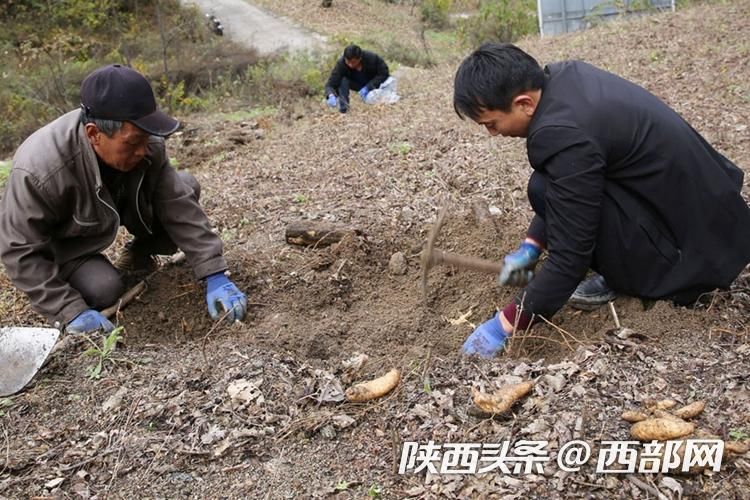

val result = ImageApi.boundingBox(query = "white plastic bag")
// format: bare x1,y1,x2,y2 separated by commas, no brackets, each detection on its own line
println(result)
365,77,400,105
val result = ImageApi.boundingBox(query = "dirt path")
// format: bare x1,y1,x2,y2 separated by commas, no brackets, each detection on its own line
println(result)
180,0,327,55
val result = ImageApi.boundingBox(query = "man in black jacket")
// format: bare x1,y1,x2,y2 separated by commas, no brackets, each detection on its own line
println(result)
324,44,389,113
453,43,750,358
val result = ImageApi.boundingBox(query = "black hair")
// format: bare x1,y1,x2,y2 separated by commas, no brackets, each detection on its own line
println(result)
343,44,362,60
453,43,545,121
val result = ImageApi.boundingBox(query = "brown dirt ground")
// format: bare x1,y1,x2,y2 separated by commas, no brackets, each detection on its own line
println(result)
2,1,750,499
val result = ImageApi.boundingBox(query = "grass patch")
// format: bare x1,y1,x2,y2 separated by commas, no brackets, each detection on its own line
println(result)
220,107,278,122
0,160,10,188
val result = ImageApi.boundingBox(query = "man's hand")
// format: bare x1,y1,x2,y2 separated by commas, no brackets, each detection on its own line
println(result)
461,312,511,358
498,240,542,286
326,94,338,107
66,309,115,335
358,87,369,101
205,272,247,323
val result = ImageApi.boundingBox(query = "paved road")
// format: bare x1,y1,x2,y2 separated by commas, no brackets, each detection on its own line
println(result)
181,0,327,56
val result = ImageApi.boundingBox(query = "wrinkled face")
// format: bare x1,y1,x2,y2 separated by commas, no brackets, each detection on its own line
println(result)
86,121,150,172
345,57,362,71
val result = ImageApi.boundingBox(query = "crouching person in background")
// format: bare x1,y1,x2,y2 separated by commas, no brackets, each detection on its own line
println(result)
0,64,247,334
324,44,399,113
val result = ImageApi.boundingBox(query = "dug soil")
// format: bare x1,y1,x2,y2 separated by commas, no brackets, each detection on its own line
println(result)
1,1,749,499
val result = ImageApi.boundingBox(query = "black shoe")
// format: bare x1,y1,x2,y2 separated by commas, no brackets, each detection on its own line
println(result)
338,98,349,113
568,274,617,310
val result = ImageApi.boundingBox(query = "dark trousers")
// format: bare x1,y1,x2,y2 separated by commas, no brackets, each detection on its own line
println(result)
525,171,710,305
61,171,200,309
338,76,363,100
335,77,366,107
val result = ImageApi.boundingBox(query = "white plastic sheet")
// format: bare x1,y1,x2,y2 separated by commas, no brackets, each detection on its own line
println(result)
365,76,400,105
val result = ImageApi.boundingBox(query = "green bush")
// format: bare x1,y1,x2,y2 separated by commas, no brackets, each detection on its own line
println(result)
0,161,10,189
243,52,329,100
458,0,538,47
421,0,453,29
0,0,218,154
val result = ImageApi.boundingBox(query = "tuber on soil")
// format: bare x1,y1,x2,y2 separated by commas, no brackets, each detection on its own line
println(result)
630,417,695,441
725,441,750,455
621,410,650,423
471,381,534,415
645,398,677,411
345,368,401,402
672,400,705,419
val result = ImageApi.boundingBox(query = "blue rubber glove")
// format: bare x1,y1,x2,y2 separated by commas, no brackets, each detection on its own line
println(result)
462,312,510,358
326,94,338,107
205,272,247,323
358,87,369,100
498,241,542,287
66,309,115,335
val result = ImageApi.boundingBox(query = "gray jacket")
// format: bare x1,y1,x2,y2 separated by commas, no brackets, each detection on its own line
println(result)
0,110,227,326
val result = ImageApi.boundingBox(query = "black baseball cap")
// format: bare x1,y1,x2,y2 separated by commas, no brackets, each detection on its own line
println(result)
80,64,179,137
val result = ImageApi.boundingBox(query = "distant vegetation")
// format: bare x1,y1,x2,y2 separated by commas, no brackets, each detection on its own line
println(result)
0,0,719,156
0,0,328,156
0,161,10,188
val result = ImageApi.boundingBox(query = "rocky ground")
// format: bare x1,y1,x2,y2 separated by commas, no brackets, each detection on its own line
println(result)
1,1,749,499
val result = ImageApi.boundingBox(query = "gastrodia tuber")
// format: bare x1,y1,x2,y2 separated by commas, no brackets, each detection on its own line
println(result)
345,368,401,402
472,381,534,414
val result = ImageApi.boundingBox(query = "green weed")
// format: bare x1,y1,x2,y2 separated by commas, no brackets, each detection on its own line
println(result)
388,142,412,155
83,326,124,379
0,397,12,417
367,484,382,498
729,429,749,441
334,480,350,491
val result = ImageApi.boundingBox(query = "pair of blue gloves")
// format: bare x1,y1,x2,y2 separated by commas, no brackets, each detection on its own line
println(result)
325,87,369,107
461,240,542,358
66,272,247,334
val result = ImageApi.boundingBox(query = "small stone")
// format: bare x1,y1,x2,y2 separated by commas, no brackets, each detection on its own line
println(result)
388,252,408,275
319,425,336,439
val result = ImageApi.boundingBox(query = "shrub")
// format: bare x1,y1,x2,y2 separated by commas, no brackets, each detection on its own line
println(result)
421,0,453,29
458,0,538,47
243,51,329,101
0,161,10,189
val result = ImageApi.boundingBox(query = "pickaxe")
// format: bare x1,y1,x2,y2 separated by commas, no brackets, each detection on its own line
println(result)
420,205,506,300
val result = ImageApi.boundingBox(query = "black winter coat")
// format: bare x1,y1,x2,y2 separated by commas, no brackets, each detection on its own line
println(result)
521,61,750,317
324,50,389,96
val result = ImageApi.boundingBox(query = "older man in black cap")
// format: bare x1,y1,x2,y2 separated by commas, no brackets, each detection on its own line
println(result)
0,64,247,334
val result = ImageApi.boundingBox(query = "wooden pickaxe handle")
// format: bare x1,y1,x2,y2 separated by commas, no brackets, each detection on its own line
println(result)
428,248,503,275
